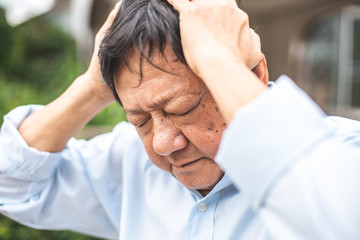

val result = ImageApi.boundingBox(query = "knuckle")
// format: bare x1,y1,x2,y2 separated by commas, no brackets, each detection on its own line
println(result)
108,10,117,20
240,12,249,23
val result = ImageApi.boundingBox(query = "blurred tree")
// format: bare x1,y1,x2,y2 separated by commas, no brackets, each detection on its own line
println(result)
0,7,126,126
0,6,83,124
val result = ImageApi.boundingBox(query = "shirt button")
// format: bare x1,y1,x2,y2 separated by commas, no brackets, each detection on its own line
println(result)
198,202,208,212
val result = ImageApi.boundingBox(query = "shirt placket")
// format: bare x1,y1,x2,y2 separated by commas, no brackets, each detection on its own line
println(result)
185,191,220,240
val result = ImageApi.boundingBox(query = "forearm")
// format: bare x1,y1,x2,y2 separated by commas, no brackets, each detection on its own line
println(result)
217,77,360,239
18,74,113,152
0,116,123,239
16,2,122,153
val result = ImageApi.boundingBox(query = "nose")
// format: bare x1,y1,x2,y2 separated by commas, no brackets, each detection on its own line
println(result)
152,117,188,156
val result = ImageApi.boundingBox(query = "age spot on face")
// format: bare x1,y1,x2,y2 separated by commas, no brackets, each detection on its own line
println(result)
117,46,226,195
207,121,214,131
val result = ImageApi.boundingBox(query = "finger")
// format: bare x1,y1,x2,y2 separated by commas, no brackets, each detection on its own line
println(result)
107,1,122,25
99,1,122,35
249,28,261,50
248,29,263,69
166,0,189,11
93,0,122,58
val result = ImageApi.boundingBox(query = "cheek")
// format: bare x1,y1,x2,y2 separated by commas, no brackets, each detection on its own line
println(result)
183,106,226,158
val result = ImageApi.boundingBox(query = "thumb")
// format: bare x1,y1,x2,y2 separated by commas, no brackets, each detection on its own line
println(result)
249,28,263,69
97,1,122,39
165,0,189,11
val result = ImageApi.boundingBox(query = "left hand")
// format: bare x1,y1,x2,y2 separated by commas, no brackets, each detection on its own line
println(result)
166,0,262,76
166,0,267,123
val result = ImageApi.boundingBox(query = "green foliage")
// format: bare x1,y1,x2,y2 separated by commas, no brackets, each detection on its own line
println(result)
0,7,127,126
0,7,126,240
0,215,102,240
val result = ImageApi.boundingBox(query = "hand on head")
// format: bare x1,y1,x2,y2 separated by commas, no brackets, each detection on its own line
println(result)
165,0,263,76
83,1,123,103
165,0,267,123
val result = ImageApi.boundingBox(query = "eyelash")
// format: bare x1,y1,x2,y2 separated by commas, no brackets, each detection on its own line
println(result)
177,100,200,116
138,116,151,127
136,98,201,128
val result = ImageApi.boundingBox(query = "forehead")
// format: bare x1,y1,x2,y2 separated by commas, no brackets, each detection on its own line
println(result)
115,47,206,110
116,46,198,87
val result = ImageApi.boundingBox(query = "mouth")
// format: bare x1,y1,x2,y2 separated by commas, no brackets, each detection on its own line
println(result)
180,159,202,167
171,158,206,172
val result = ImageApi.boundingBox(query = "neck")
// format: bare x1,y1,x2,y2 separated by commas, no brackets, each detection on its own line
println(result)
198,189,212,197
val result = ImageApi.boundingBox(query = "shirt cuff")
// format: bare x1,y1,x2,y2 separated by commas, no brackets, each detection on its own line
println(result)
216,76,333,209
0,105,62,181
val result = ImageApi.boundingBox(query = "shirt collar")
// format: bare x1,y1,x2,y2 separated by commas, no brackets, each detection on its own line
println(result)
189,172,236,200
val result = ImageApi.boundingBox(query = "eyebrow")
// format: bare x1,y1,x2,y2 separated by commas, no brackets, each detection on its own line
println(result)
124,90,202,116
124,98,171,116
125,108,144,115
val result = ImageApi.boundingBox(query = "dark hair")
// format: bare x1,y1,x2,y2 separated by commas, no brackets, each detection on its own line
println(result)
99,0,242,103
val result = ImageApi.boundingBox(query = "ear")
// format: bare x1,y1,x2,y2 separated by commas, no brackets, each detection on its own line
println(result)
252,55,269,85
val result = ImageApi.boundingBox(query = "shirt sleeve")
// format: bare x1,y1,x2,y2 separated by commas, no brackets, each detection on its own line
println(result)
0,105,138,240
216,76,360,240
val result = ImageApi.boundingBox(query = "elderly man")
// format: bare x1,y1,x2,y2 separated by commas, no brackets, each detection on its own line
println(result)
1,0,360,239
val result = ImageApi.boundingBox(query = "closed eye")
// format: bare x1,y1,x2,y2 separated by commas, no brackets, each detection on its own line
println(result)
138,116,151,127
174,98,201,116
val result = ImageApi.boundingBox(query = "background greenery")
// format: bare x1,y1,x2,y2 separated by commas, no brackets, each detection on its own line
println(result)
0,7,126,240
0,8,126,127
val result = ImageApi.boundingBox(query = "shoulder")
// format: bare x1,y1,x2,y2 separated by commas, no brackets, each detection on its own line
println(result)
324,116,360,145
325,116,360,132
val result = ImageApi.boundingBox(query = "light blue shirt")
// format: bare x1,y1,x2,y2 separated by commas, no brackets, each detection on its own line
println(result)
1,76,360,239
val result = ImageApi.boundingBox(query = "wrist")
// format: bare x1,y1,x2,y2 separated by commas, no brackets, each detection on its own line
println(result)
18,76,113,152
76,72,115,107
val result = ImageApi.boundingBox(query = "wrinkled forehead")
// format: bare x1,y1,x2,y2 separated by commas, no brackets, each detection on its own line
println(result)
115,45,189,89
115,47,207,111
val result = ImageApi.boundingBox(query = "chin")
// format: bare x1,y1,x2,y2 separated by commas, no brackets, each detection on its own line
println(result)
176,171,225,193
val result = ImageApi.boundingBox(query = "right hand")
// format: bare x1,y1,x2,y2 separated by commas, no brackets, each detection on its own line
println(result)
17,1,123,152
81,1,122,103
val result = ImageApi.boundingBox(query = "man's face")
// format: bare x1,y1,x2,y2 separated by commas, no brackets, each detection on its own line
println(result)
116,47,226,196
